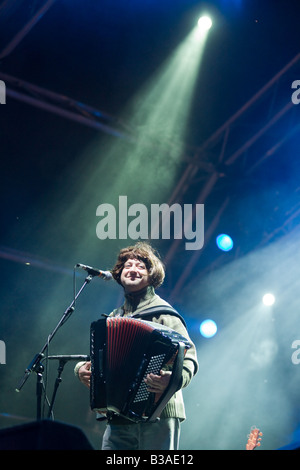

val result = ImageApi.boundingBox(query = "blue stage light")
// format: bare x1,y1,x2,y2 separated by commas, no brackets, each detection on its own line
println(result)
199,319,217,338
216,234,233,251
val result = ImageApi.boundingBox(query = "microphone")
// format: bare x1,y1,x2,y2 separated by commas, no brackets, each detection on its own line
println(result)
76,263,112,280
45,355,90,362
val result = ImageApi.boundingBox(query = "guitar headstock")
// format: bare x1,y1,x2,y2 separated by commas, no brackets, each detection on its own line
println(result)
246,426,263,450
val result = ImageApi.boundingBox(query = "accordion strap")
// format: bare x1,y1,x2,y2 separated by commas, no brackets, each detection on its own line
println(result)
147,341,186,422
113,305,187,328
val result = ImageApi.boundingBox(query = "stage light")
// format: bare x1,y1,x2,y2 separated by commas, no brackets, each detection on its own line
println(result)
262,293,275,306
216,234,233,252
197,15,212,31
200,319,218,338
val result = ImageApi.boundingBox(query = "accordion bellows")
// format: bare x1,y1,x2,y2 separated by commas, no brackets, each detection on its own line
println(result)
90,316,191,423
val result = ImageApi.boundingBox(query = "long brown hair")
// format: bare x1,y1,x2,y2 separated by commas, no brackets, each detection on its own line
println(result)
111,242,165,288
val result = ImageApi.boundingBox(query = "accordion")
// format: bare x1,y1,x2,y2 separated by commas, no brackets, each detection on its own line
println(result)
90,315,191,423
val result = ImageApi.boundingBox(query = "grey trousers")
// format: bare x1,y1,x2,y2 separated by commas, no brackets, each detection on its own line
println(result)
101,418,181,450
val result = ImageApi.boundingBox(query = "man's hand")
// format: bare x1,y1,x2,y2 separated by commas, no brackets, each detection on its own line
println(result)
78,361,91,388
144,370,172,393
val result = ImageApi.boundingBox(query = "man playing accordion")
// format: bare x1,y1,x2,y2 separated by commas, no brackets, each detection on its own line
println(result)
75,242,198,450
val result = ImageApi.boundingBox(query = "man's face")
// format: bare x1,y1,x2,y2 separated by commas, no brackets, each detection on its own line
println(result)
120,258,150,293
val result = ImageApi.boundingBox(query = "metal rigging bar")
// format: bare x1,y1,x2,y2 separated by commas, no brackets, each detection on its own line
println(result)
0,71,134,140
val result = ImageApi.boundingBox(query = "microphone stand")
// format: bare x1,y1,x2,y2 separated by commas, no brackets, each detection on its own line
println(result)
15,274,94,421
45,355,90,420
48,358,66,419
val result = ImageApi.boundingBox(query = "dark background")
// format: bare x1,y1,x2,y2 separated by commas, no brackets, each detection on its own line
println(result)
0,0,300,450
